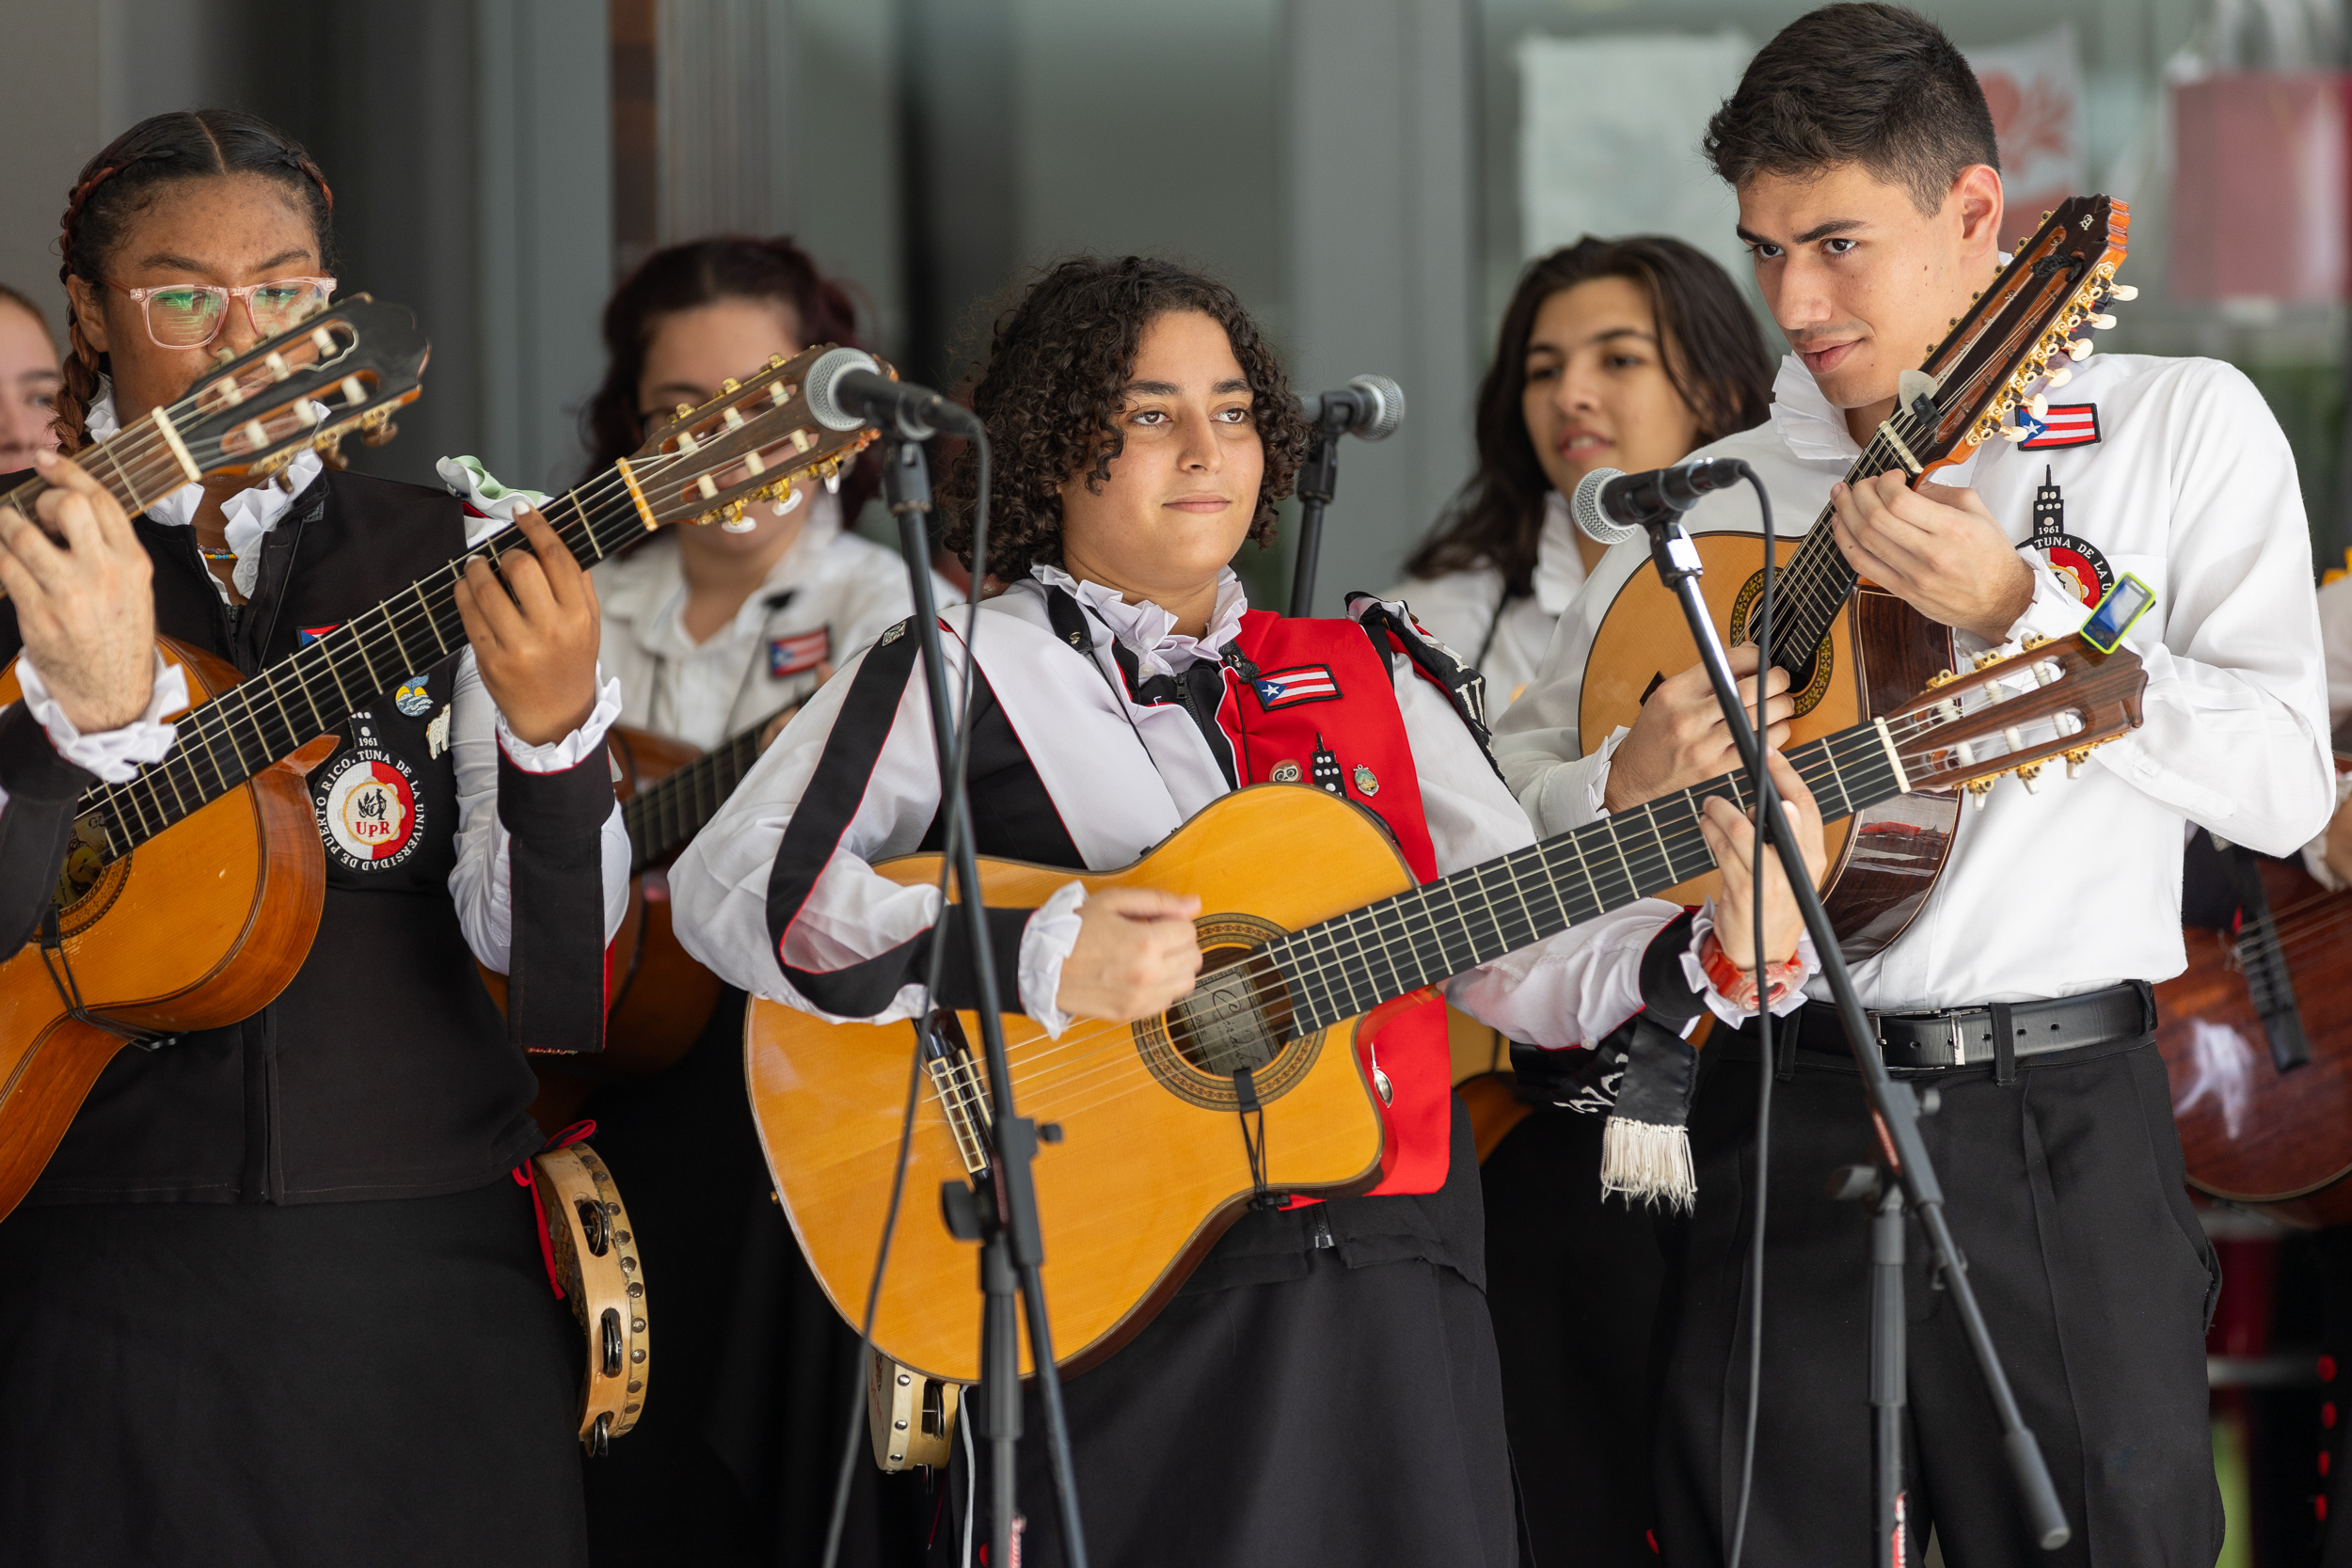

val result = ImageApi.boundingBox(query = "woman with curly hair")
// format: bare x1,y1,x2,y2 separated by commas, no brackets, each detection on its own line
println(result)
1395,236,1772,708
670,255,1825,1566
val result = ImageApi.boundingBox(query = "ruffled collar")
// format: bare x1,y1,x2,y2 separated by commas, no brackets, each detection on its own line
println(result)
1029,563,1248,678
87,383,323,598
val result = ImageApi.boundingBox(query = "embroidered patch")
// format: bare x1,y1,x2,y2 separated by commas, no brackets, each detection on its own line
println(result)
2016,403,2101,451
298,624,340,646
1269,759,1302,784
768,627,831,679
1311,736,1343,797
425,705,452,759
1252,664,1342,710
393,676,433,717
312,721,423,871
880,620,909,646
1353,764,1380,797
2026,466,2113,607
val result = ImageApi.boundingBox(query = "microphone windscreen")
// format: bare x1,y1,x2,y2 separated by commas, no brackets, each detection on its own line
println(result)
803,346,881,432
1346,374,1406,441
1570,467,1639,546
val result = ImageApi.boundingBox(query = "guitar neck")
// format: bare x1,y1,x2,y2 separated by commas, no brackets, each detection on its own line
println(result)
1265,721,1906,1031
6,410,199,543
1765,419,1941,670
81,467,660,863
623,720,771,874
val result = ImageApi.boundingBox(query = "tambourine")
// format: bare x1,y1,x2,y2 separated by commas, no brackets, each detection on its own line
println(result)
531,1144,650,1453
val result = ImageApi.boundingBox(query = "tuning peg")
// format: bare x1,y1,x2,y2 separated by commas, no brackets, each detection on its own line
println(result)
768,353,787,369
2109,284,2138,301
2026,394,2050,421
2066,338,2094,361
2090,313,2118,330
1971,291,1981,301
2020,632,2054,652
675,402,693,419
1973,650,2005,671
2042,209,2053,221
1968,779,1996,809
1926,669,1957,688
2000,423,2029,442
826,471,842,494
2043,365,2073,388
2063,747,2091,779
2014,763,2042,795
721,376,741,393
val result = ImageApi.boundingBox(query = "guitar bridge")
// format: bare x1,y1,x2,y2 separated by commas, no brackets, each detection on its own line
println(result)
921,1009,993,1177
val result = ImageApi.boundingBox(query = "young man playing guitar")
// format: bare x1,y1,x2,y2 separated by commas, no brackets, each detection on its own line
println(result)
670,255,1829,1567
1494,6,2332,1563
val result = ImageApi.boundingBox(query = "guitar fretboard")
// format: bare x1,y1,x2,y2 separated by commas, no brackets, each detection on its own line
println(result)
1756,412,1934,677
624,721,769,874
81,469,662,863
1263,721,1904,1031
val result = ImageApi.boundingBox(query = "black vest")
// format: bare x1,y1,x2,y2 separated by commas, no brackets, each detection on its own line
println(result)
0,469,548,1205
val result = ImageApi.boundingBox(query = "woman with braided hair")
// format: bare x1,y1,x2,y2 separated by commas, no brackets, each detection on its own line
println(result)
0,109,630,1565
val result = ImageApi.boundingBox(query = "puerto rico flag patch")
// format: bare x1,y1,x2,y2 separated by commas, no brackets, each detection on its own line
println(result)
768,627,831,679
1252,664,1342,710
2016,403,2102,450
298,624,340,646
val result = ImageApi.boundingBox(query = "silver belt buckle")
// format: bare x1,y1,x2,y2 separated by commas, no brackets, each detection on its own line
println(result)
1947,1014,1969,1068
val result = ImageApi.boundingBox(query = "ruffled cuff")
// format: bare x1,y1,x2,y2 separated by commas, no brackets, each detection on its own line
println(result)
494,673,623,773
1680,899,1820,1026
1018,880,1089,1038
2301,773,2352,892
1586,725,1629,816
18,652,187,783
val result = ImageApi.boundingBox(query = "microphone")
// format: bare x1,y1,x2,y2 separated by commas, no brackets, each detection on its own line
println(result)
803,347,982,441
1568,458,1749,545
1299,374,1405,441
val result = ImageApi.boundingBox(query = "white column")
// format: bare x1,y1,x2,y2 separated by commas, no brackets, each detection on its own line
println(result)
1283,0,1480,615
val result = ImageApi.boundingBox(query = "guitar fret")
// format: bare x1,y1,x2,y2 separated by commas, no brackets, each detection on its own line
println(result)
312,641,355,714
382,609,417,676
412,581,451,655
348,621,385,696
570,492,607,560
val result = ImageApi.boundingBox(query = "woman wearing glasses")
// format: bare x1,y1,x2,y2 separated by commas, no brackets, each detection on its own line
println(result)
0,110,627,1566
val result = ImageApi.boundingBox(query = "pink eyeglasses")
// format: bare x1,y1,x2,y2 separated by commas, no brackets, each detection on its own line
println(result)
106,276,337,350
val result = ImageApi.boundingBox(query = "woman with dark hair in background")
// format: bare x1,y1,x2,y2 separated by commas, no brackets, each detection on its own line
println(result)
0,109,628,1566
1395,236,1772,708
1405,236,1772,1568
0,284,60,470
556,236,950,1566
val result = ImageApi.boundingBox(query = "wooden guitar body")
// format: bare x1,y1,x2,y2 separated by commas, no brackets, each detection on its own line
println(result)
0,641,329,1217
2157,855,2352,1225
745,785,1405,1384
1580,531,1960,958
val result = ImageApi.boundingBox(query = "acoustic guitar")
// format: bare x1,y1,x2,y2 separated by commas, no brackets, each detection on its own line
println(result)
1577,195,2132,958
0,342,883,1220
527,712,787,1133
748,634,2148,1382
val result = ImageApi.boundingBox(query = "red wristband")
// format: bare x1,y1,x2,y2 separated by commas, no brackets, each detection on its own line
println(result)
1697,928,1801,1011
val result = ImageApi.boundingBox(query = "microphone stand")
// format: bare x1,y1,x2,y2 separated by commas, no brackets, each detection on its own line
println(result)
1630,503,2071,1562
1286,419,1343,618
877,433,1091,1568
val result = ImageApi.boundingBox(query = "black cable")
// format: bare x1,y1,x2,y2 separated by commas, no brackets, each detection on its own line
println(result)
1726,469,1776,1568
819,436,993,1568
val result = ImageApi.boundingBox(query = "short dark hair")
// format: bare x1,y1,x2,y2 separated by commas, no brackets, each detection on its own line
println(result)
1704,3,1997,214
579,234,879,520
937,256,1310,583
1405,235,1772,595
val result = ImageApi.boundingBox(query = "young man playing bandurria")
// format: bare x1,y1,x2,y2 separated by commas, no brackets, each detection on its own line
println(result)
1496,5,2330,1564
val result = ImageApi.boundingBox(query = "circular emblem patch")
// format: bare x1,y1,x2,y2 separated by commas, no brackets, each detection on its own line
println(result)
393,676,433,717
2039,535,2114,607
313,741,422,870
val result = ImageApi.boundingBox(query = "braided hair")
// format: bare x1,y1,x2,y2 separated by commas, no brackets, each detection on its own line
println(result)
54,109,335,454
580,235,880,523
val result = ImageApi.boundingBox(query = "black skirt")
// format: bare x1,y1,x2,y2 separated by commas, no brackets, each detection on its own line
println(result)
976,1096,1520,1568
0,1179,588,1567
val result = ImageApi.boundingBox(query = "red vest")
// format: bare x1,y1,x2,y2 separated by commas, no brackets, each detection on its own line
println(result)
1208,610,1454,1197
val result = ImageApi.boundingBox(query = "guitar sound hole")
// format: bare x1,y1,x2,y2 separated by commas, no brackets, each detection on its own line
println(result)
1166,946,1292,1079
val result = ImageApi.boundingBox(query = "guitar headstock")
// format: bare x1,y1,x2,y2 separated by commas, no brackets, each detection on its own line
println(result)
175,295,429,479
1901,195,2132,474
628,342,882,529
1884,633,2146,802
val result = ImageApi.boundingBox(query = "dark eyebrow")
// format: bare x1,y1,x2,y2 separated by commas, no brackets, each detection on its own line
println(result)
1735,218,1865,248
133,247,314,277
1527,326,1657,358
1213,377,1249,395
1123,379,1181,397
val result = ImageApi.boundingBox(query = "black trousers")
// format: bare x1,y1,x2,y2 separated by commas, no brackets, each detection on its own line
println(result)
1652,1029,2223,1568
1482,1104,1667,1566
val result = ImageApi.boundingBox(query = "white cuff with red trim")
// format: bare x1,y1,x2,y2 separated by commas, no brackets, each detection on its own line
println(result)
494,673,623,773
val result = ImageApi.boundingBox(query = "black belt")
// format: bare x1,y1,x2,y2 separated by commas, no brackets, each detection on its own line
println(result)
1785,980,2154,1074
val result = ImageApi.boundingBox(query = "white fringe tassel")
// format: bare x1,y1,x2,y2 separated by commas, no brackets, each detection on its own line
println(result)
1599,1116,1696,1211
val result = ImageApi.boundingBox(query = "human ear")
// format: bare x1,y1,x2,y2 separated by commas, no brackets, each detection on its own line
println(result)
1950,164,2006,261
64,277,110,356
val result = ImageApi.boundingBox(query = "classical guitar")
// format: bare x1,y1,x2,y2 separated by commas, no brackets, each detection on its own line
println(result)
527,712,788,1134
2157,835,2352,1225
1578,195,2133,958
0,342,882,1219
749,634,2148,1382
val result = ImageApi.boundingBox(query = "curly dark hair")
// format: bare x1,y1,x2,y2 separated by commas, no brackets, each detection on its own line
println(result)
579,234,880,521
55,110,336,455
938,256,1310,582
1404,236,1772,596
